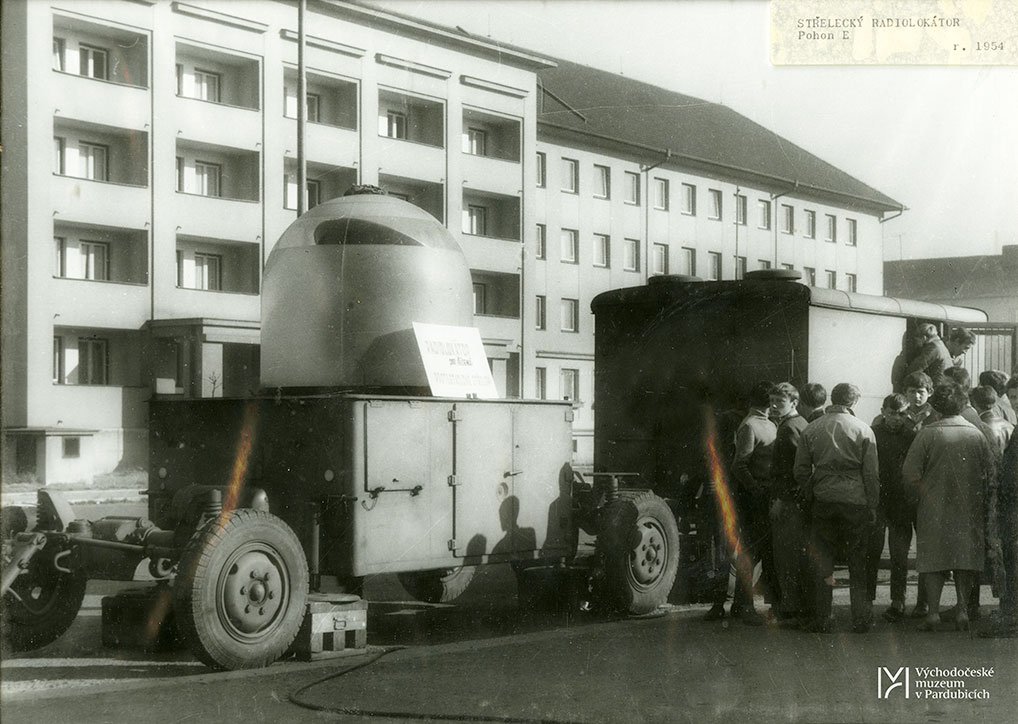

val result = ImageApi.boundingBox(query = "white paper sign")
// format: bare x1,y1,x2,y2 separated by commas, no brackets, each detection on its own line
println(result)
412,322,500,399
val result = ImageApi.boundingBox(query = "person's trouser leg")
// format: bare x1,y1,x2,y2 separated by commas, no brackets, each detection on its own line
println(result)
954,570,976,629
810,502,836,625
770,498,804,615
887,518,912,606
865,509,886,602
1002,505,1018,625
845,504,873,626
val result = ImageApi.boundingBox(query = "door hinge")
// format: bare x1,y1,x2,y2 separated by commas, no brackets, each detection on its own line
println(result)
448,408,461,422
448,538,457,551
447,474,459,487
564,409,574,422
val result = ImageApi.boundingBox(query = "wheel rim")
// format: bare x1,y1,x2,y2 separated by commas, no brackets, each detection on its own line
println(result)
628,516,668,590
216,542,290,641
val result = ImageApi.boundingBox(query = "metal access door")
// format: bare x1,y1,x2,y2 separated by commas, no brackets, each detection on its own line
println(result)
954,323,1018,378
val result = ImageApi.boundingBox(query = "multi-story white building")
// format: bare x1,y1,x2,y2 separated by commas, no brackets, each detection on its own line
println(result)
1,0,901,483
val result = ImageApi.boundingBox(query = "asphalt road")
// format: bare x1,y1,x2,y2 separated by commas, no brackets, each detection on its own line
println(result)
2,502,1016,722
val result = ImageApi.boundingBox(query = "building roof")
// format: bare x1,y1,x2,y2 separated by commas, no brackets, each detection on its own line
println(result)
537,59,902,213
885,249,1018,301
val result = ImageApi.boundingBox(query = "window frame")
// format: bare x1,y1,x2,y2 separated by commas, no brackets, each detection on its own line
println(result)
735,194,747,226
735,255,747,280
79,141,109,182
465,204,488,236
622,238,640,272
758,259,772,270
560,368,580,402
653,177,669,210
53,336,65,384
846,218,858,246
193,67,222,103
54,237,67,277
593,233,610,268
825,214,837,243
624,171,641,206
472,282,487,315
681,183,696,216
194,160,222,198
708,251,722,281
465,126,487,156
194,252,223,291
535,367,547,400
384,110,407,140
53,136,66,175
62,437,81,459
846,272,858,292
77,337,109,385
175,156,185,192
535,295,546,330
53,37,66,72
80,240,111,281
536,152,546,188
758,199,771,230
651,242,669,276
781,204,794,234
561,157,579,193
306,92,321,123
804,210,817,239
560,228,579,264
708,189,722,220
681,247,696,276
560,298,579,333
79,43,108,80
535,223,546,260
593,164,611,199
825,269,837,288
804,266,817,285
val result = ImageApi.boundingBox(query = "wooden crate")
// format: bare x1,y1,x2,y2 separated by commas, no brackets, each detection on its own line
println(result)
292,593,368,661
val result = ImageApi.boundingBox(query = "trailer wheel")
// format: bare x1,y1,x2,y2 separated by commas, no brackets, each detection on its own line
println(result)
397,566,476,603
173,509,308,670
0,549,86,653
596,491,679,615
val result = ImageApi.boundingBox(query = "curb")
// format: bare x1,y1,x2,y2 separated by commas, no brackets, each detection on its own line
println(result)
1,488,146,508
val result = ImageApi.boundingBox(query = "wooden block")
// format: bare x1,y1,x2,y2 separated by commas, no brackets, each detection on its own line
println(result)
293,593,368,661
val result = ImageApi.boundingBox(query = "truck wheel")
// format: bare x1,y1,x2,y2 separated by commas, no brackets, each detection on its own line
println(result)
596,491,679,615
0,552,86,653
397,566,476,603
173,509,308,670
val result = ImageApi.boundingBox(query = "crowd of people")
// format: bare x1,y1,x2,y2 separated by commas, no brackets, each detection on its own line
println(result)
704,324,1018,636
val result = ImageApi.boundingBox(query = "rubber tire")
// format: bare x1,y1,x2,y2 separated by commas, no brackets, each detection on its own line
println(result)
397,565,476,603
596,491,680,615
173,509,308,670
1,561,86,653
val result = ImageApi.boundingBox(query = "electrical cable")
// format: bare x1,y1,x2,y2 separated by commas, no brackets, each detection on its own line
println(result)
286,645,587,723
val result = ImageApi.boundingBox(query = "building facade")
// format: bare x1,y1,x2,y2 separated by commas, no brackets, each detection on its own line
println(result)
1,0,900,483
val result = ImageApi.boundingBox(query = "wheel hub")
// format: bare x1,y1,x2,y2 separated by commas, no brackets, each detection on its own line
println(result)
222,551,284,634
630,520,666,585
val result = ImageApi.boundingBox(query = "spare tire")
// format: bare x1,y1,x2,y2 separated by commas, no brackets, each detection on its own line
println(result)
595,491,680,615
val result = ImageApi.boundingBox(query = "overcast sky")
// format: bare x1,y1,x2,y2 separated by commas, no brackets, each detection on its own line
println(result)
371,0,1018,261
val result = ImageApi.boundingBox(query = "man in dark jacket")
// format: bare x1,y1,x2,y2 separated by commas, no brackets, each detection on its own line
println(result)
794,383,880,633
981,427,1018,637
869,394,917,621
769,382,811,626
907,323,954,386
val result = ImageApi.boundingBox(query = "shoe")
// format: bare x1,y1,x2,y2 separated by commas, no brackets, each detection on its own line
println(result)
883,604,905,623
909,604,929,619
852,619,874,634
955,614,970,632
917,614,940,632
803,619,832,634
703,604,726,621
741,610,766,626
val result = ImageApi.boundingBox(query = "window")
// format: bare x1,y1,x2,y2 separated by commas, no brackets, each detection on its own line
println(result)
79,142,108,181
194,161,221,197
594,165,610,199
825,214,837,242
735,255,747,280
54,237,66,277
176,156,184,192
306,93,321,123
781,204,794,234
79,44,108,80
194,68,221,102
194,253,222,291
536,152,546,188
681,247,696,276
623,238,640,272
804,210,816,238
781,263,794,271
846,218,857,246
465,127,487,156
78,338,109,385
465,204,488,236
735,194,747,225
53,336,64,383
593,234,610,268
176,250,184,287
758,259,772,270
560,228,578,264
651,243,669,276
561,368,580,402
384,110,407,139
176,64,183,95
306,179,321,209
561,158,578,193
846,273,858,292
681,183,696,215
708,251,722,280
825,270,837,288
535,367,547,400
53,137,65,175
624,172,641,205
708,189,722,220
53,37,65,71
535,295,546,330
653,178,669,210
535,224,546,259
81,241,110,281
62,437,80,459
472,283,487,315
803,266,817,285
560,298,579,332
758,200,771,230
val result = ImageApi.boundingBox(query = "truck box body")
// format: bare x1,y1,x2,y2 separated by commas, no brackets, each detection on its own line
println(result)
591,277,987,495
150,394,575,577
